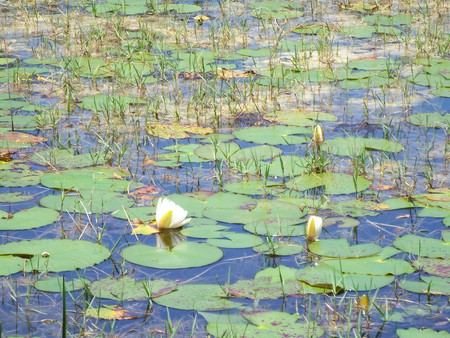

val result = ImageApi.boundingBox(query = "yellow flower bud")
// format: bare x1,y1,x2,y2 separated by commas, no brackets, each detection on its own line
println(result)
312,124,324,147
306,215,323,241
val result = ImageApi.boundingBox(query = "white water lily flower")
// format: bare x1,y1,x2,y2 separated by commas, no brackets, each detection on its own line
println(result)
156,198,191,230
306,215,323,241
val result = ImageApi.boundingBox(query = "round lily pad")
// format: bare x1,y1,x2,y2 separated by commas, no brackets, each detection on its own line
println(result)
413,258,450,278
0,165,43,187
308,239,382,258
153,284,243,311
0,206,59,230
244,218,306,236
322,137,404,156
286,172,372,195
0,239,110,273
34,276,88,292
0,255,25,276
121,241,223,269
393,234,450,259
29,149,111,169
203,311,324,338
207,232,264,249
233,125,309,145
0,192,34,203
88,276,177,301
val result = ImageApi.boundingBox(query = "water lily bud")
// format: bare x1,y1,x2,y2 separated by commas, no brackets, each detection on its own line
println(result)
156,198,191,230
358,294,369,311
312,124,324,147
306,215,323,241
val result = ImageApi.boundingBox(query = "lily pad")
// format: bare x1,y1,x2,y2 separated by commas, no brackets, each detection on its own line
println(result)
308,239,383,258
147,123,213,139
39,191,134,214
244,218,306,236
393,234,450,258
207,232,264,249
0,206,59,230
153,284,243,311
88,276,177,301
40,167,139,192
413,258,450,277
322,137,404,156
253,241,303,256
0,239,110,273
297,264,395,291
121,241,223,269
233,125,309,145
78,94,146,112
0,192,34,203
34,276,88,293
286,172,372,194
399,276,450,296
203,311,324,338
29,149,111,169
407,112,450,128
397,328,450,338
0,255,25,276
0,164,43,187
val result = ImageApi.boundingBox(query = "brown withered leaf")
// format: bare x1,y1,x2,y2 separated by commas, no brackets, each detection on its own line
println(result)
0,131,46,144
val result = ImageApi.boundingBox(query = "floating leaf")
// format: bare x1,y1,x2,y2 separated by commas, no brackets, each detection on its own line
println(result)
223,180,282,196
394,234,450,258
34,276,88,292
78,94,146,112
153,284,243,311
29,149,111,168
399,276,450,296
286,172,372,195
85,306,135,320
40,167,139,192
233,125,309,145
297,264,394,291
253,241,303,256
322,137,404,156
0,192,34,203
413,258,450,277
207,232,264,249
88,276,177,301
0,239,110,273
407,112,450,128
309,239,382,258
244,218,306,236
203,311,324,338
397,328,450,338
121,241,223,269
0,164,43,187
0,206,59,230
40,191,134,214
147,123,213,139
323,216,360,228
0,256,24,276
157,3,202,14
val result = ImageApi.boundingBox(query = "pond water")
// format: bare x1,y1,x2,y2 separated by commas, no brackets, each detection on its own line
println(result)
0,0,449,337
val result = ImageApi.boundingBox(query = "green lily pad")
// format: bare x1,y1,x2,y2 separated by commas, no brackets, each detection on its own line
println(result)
153,284,243,311
393,234,450,258
181,223,229,239
40,167,139,192
157,3,202,14
203,311,324,338
323,216,360,228
329,199,382,217
0,164,43,187
253,241,303,256
399,276,450,296
194,141,241,161
78,94,146,112
88,276,177,301
34,276,88,293
347,58,400,71
121,241,223,269
413,258,450,277
322,137,404,156
223,180,282,195
0,206,59,230
286,172,372,194
297,264,395,291
321,250,414,275
0,192,34,203
309,239,382,258
364,14,412,26
39,191,133,214
233,125,309,145
407,112,450,128
0,255,25,276
207,232,264,249
0,239,110,273
244,218,306,236
397,328,450,338
265,110,338,126
29,149,111,169
240,155,308,177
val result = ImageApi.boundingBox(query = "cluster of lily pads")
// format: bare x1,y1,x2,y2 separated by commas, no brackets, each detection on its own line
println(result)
0,0,449,336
